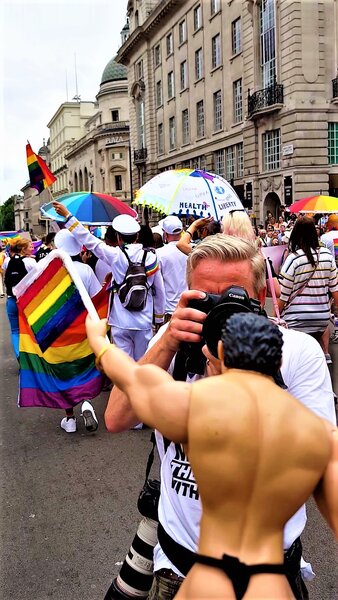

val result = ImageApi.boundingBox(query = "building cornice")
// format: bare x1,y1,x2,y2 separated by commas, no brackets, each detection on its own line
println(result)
116,0,181,64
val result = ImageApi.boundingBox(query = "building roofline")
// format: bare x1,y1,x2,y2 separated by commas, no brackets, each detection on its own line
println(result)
116,0,180,64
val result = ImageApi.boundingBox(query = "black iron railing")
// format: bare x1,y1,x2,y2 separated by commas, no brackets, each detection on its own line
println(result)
333,77,338,99
134,148,148,163
248,81,284,118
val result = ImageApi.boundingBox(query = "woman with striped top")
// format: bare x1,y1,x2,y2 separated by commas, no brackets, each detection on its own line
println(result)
278,217,338,345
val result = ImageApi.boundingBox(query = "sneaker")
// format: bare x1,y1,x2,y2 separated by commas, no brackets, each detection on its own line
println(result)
60,417,77,433
324,353,333,365
81,401,98,432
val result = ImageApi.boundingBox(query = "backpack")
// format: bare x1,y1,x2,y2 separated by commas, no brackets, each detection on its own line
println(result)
4,254,28,297
116,246,149,311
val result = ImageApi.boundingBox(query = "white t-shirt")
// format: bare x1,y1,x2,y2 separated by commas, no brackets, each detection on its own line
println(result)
150,325,336,575
72,261,101,298
156,242,188,314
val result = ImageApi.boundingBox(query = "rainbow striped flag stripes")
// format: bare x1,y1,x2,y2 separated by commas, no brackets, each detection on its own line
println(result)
15,250,109,409
26,142,56,194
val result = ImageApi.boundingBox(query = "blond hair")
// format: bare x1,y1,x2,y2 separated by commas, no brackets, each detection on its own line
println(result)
10,238,31,254
221,211,255,241
186,234,266,296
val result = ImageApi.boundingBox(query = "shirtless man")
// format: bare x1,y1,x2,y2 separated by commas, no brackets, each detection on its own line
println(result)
86,311,337,600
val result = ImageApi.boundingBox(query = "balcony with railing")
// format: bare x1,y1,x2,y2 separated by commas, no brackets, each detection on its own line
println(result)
248,80,284,119
134,147,148,164
332,77,338,102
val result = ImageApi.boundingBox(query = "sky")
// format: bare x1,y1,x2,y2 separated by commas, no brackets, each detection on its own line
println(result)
0,0,128,205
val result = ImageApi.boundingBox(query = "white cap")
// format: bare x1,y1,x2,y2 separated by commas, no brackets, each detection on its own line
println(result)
54,229,83,256
112,214,140,235
159,215,183,235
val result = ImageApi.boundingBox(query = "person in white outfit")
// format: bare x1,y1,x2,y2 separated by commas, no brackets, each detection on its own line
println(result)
54,229,102,434
52,202,165,362
157,216,188,321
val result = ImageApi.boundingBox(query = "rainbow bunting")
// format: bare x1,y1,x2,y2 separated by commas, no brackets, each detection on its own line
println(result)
26,142,56,194
15,251,110,409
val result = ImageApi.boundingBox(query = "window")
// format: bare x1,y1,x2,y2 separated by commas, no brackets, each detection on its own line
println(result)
169,116,176,150
180,61,188,90
195,48,203,80
213,90,222,131
156,80,163,107
166,32,173,56
214,149,225,176
115,175,122,191
263,129,281,171
135,59,143,80
233,79,243,123
111,110,119,122
192,155,206,170
193,5,202,31
231,17,241,55
158,123,164,154
136,100,145,148
196,100,205,138
237,143,244,177
226,146,235,180
211,0,220,15
212,34,221,69
328,123,338,164
168,71,174,99
112,152,124,159
182,109,189,144
154,44,161,67
260,0,276,87
179,19,186,44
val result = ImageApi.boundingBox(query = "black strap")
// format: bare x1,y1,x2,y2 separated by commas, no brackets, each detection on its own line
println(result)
158,523,196,576
141,249,148,266
144,430,156,485
120,245,132,264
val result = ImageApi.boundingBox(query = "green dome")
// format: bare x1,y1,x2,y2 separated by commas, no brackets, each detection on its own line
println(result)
101,58,127,84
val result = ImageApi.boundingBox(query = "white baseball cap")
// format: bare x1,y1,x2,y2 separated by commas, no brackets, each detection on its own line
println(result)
112,214,140,235
159,215,183,234
54,229,83,256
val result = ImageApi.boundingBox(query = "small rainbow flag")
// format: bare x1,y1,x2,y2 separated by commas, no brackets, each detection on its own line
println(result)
334,238,338,264
15,251,109,409
26,142,56,194
0,230,23,246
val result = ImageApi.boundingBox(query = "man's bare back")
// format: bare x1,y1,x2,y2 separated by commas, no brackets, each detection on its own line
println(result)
177,370,333,599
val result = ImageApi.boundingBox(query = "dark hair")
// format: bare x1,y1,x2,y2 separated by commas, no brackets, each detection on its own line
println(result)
153,232,164,248
46,232,56,246
221,313,283,377
138,224,155,248
204,221,221,236
288,216,319,266
118,232,138,244
105,226,118,245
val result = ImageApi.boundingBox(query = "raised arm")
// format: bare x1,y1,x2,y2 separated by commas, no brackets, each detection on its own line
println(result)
86,316,189,442
313,423,338,538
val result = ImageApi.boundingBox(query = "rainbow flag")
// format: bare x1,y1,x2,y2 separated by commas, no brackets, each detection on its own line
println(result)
0,230,23,246
334,238,338,265
15,251,109,409
26,142,56,194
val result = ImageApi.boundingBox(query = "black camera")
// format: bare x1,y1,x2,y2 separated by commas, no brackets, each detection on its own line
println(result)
137,478,160,521
182,286,265,374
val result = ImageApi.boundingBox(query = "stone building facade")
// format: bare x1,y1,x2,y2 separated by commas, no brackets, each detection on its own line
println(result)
116,0,338,222
65,59,131,202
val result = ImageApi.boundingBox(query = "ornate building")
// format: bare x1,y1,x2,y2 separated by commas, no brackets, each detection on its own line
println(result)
65,58,131,202
116,0,338,221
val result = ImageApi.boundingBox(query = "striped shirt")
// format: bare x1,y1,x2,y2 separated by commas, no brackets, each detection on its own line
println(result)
279,247,338,333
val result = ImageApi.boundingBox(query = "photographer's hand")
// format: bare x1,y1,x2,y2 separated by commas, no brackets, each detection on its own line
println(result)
164,289,207,353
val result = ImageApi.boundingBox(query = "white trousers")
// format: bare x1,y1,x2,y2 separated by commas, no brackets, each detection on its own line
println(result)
111,327,153,361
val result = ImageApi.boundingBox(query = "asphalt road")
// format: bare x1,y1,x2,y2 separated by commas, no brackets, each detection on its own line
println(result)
0,298,337,600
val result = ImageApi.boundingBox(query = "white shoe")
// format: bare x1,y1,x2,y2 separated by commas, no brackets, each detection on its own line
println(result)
130,422,143,430
60,417,77,433
81,401,98,432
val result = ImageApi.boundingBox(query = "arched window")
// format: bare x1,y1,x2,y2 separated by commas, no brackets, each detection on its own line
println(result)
79,169,83,190
135,10,139,27
84,167,89,190
74,172,78,192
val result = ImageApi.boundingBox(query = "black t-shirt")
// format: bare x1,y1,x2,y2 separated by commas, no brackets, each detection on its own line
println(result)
35,247,52,262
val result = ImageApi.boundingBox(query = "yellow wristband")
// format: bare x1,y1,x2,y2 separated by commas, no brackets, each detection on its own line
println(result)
95,343,113,372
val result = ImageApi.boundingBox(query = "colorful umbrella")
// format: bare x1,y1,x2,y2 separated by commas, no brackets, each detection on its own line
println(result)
134,169,244,220
288,195,338,214
40,192,137,225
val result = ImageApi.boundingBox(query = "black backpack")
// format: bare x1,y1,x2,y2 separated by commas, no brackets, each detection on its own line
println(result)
116,246,149,311
5,254,28,297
